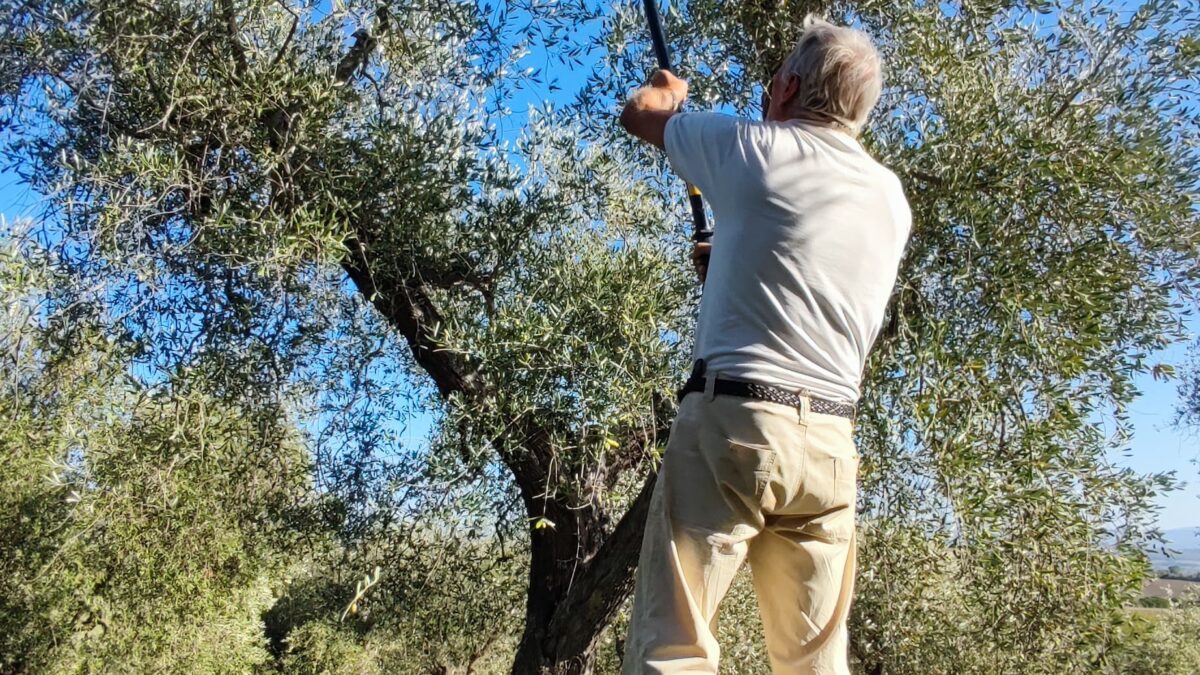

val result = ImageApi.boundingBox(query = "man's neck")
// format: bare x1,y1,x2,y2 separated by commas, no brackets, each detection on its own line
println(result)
772,110,854,136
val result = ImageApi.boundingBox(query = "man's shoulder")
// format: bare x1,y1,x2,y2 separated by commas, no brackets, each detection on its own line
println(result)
874,163,907,198
838,151,911,235
853,154,907,204
668,111,759,136
664,112,770,187
872,165,913,235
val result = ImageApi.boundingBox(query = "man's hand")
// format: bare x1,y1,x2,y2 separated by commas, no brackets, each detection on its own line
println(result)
692,242,712,285
647,69,688,109
619,69,689,148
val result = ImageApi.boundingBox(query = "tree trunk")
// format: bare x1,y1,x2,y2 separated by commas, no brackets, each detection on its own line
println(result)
509,475,658,674
510,499,604,675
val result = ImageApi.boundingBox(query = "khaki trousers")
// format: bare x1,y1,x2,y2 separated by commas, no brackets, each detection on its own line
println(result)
623,389,859,675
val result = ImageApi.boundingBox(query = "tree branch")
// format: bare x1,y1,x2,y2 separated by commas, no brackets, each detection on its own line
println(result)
341,233,481,400
216,0,248,78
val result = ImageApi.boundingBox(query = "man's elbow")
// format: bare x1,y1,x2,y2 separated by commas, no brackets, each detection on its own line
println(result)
619,104,637,134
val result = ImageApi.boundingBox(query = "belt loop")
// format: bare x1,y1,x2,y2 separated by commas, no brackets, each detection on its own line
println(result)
798,390,811,423
704,370,719,402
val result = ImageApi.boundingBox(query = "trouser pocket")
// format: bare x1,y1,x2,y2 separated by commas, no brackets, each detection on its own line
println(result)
791,420,858,543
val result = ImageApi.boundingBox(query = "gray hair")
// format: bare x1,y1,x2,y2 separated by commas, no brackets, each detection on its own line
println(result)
780,15,883,134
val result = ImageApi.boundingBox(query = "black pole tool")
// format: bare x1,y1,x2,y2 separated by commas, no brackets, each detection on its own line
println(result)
641,0,713,261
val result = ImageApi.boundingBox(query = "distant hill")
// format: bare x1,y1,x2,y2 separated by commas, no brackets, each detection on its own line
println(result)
1142,577,1200,599
1149,527,1200,575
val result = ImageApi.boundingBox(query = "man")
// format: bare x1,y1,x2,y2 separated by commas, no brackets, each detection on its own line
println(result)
618,15,911,675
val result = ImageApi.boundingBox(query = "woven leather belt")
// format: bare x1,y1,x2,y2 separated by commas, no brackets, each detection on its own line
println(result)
676,360,856,419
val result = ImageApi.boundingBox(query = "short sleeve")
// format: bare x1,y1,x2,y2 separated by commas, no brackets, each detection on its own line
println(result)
663,112,757,199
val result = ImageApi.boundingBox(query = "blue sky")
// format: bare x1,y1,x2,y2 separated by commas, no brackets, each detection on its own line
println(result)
1111,341,1199,531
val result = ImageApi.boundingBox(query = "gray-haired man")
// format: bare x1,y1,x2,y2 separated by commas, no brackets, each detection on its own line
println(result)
618,16,911,675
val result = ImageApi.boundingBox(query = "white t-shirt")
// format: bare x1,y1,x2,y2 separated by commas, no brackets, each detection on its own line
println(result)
664,112,911,403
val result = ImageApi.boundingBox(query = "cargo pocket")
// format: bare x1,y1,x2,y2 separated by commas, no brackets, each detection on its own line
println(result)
724,440,777,505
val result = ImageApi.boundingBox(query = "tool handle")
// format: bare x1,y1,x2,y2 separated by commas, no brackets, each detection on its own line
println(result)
642,0,712,267
688,188,711,242
643,0,673,70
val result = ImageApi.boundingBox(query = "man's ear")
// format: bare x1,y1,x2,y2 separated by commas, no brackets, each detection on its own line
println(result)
777,73,801,112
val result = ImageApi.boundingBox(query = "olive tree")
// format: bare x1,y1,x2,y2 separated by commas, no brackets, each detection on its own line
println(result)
3,1,687,672
0,217,527,673
0,222,318,672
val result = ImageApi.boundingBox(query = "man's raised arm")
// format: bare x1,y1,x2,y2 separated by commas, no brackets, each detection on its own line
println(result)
619,70,688,149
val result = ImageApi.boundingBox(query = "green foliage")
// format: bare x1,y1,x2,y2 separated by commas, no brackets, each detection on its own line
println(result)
1178,339,1200,430
266,529,526,674
278,622,388,675
1104,609,1200,675
0,229,311,672
0,220,528,672
851,518,1159,672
